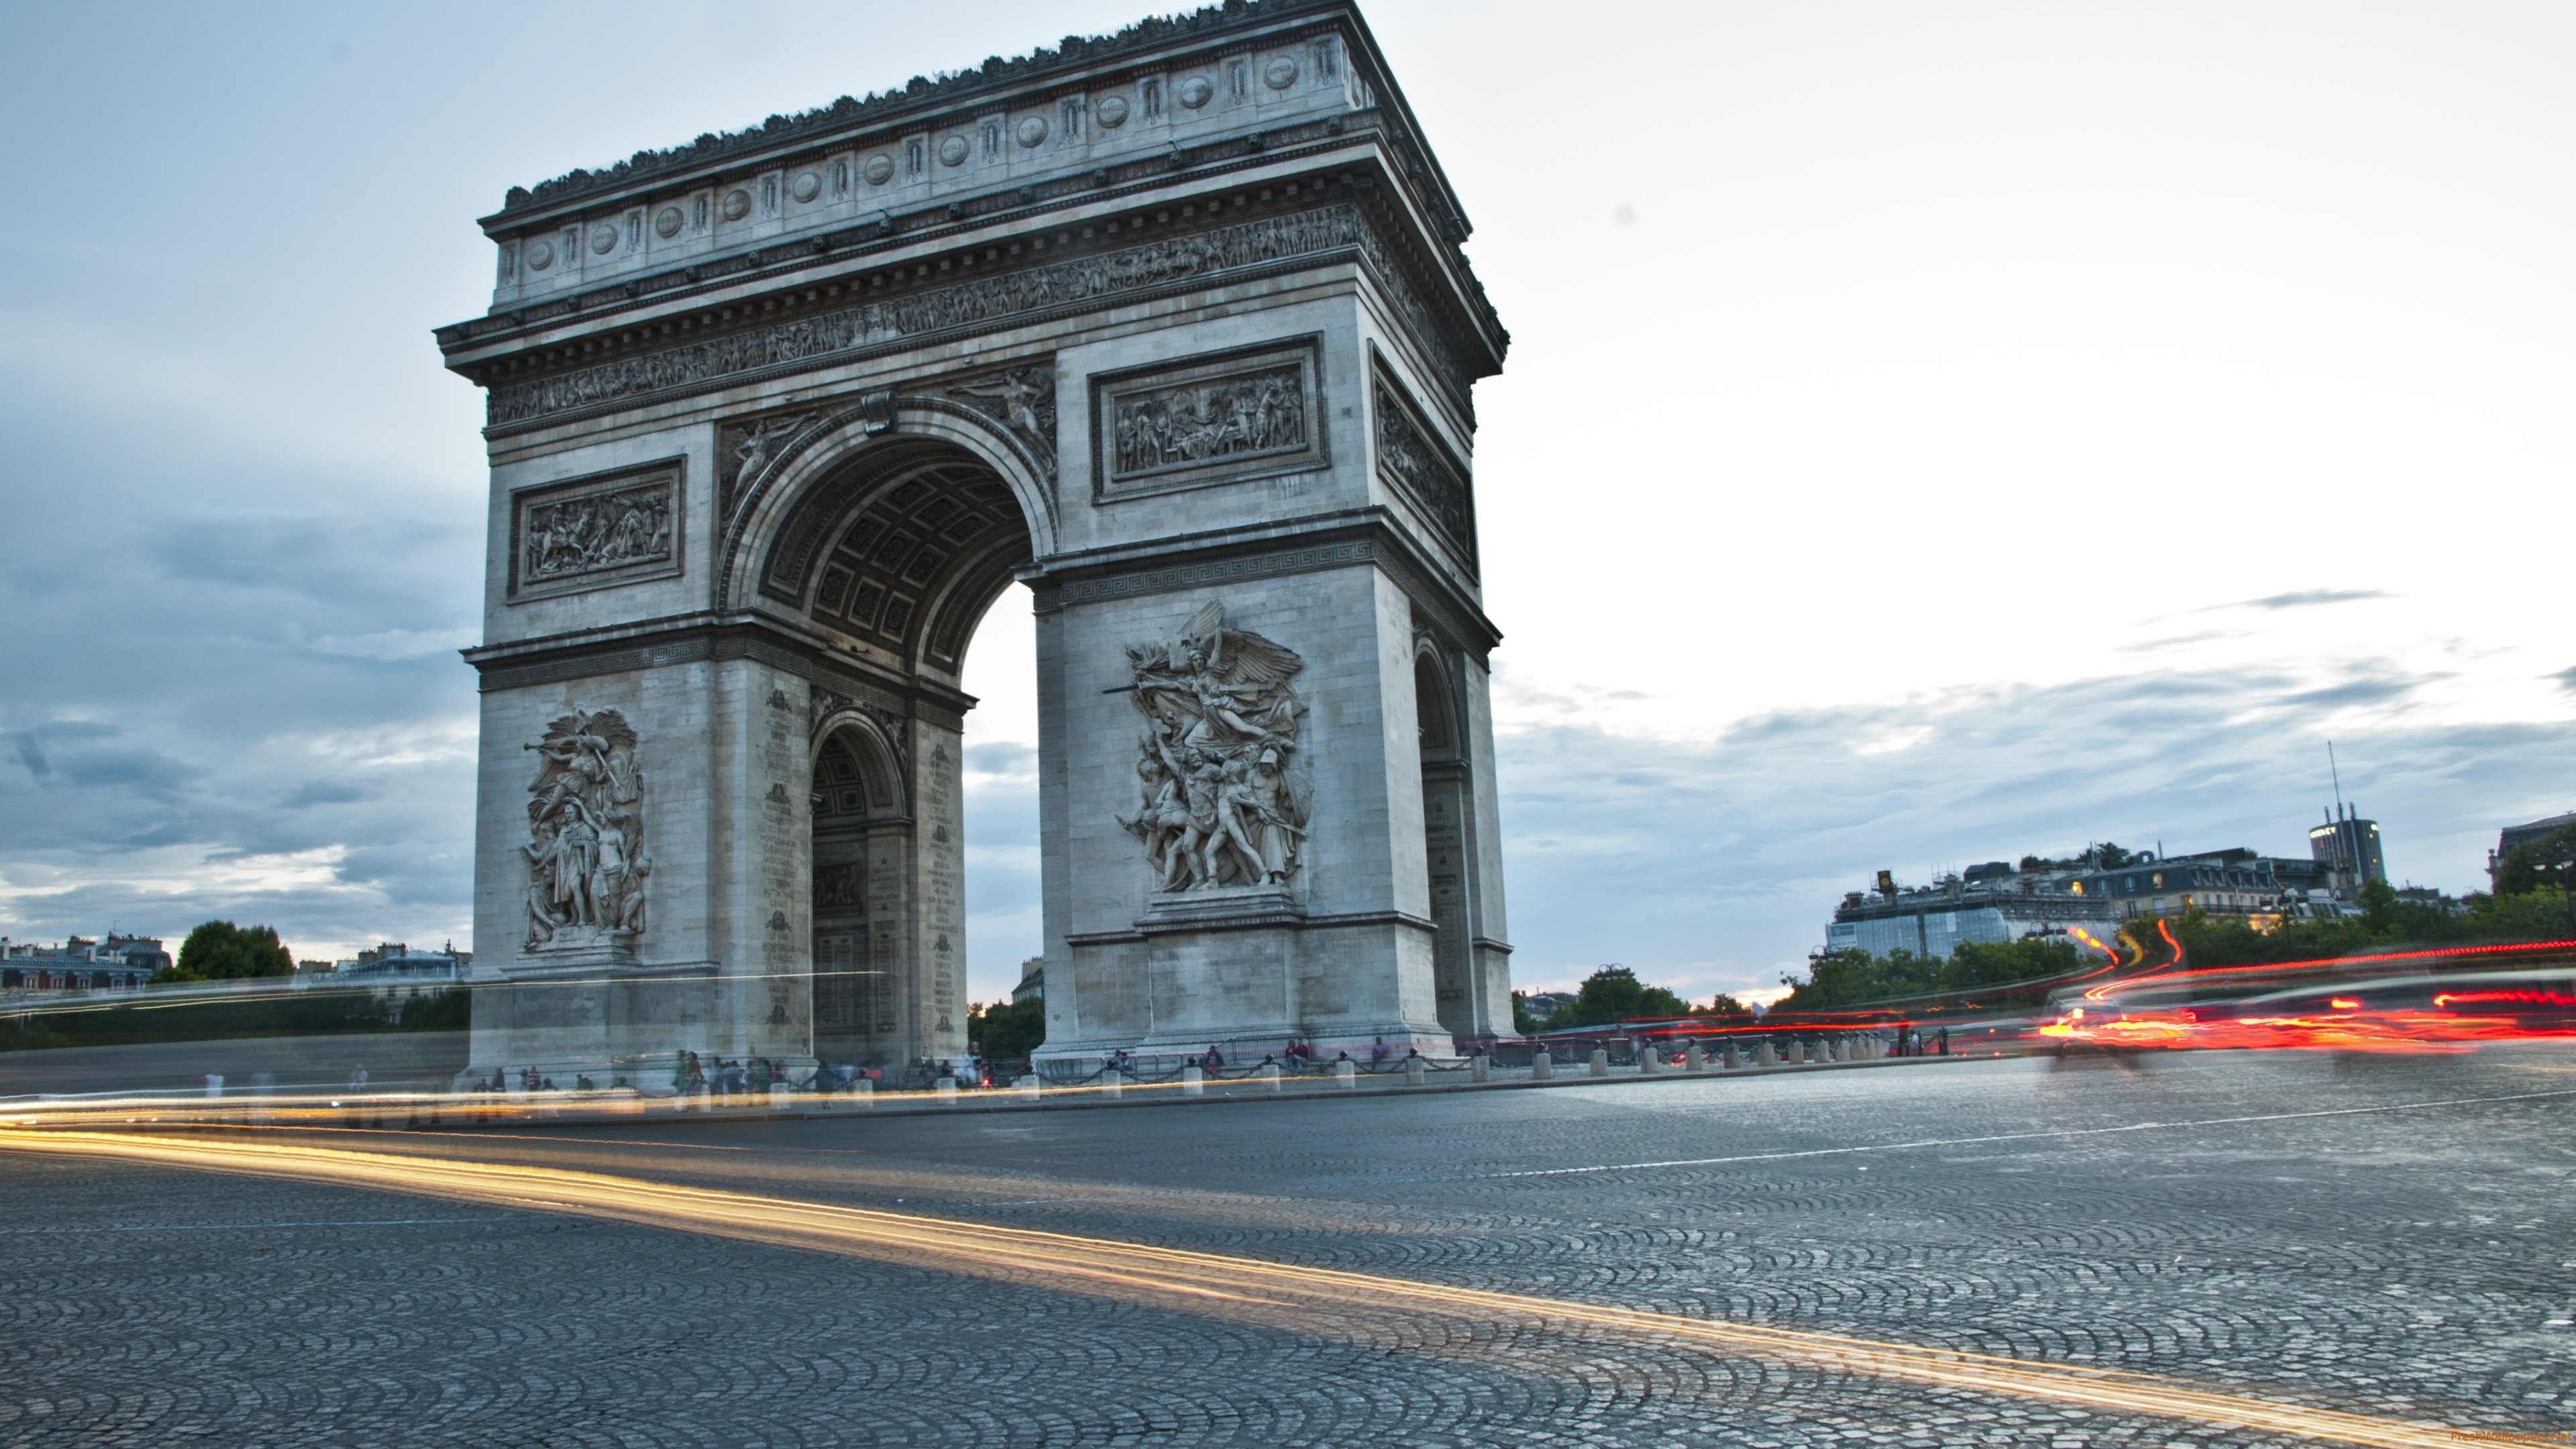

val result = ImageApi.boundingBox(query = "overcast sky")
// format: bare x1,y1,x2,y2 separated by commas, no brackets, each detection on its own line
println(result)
3,1,2570,1006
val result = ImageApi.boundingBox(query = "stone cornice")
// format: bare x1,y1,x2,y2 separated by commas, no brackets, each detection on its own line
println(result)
478,0,1477,260
465,189,1494,438
1024,506,1499,655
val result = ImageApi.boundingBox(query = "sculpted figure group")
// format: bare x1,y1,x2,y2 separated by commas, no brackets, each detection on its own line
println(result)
1117,602,1311,892
522,709,651,948
1111,367,1304,476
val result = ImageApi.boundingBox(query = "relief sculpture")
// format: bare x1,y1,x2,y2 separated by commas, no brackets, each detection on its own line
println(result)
521,480,673,585
1112,366,1305,477
1116,602,1310,892
522,709,649,951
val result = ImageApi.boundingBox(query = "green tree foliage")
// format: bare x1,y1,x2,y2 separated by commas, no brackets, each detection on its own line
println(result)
967,997,1046,1064
1772,936,2086,1016
166,921,295,983
2164,881,2570,970
1511,990,1540,1034
1542,965,1693,1028
2493,823,2576,898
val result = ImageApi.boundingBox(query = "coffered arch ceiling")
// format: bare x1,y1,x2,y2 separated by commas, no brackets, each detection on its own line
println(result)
759,436,1033,677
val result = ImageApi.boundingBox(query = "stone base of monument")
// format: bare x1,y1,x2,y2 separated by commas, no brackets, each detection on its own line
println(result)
1041,884,1453,1065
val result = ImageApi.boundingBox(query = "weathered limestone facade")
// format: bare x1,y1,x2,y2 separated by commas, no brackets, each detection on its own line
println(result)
441,0,1513,1083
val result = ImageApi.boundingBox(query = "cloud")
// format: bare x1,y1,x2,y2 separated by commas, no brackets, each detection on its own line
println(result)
2219,589,2393,612
1495,659,2576,1001
2554,665,2576,694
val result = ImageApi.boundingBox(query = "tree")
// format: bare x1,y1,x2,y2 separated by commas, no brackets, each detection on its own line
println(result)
1511,990,1540,1034
2493,824,2576,898
967,997,1046,1064
2094,841,2135,869
1544,965,1693,1028
166,921,295,983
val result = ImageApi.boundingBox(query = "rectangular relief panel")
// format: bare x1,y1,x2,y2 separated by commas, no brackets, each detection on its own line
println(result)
1368,352,1477,574
508,458,686,601
1089,334,1326,504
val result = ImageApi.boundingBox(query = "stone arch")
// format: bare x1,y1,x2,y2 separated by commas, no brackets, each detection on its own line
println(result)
719,396,1055,641
808,718,915,1068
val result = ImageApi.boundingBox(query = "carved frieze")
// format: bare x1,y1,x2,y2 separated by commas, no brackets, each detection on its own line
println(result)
1115,601,1310,893
1089,336,1324,502
509,462,684,600
485,205,1470,431
945,363,1058,481
718,413,814,518
522,708,648,953
1371,364,1477,570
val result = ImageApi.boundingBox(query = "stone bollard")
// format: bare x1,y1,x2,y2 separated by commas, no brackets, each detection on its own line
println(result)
1820,1037,1837,1063
1721,1042,1741,1069
1684,1044,1705,1073
852,1079,874,1109
770,1084,792,1111
1099,1071,1124,1101
1016,1073,1042,1102
1260,1062,1283,1093
1405,1057,1426,1087
1532,1050,1554,1081
1183,1064,1205,1097
1470,1055,1491,1083
1788,1039,1807,1066
205,1073,224,1099
1334,1059,1357,1090
1640,1047,1662,1075
1756,1040,1778,1067
1589,1048,1610,1078
934,1078,958,1104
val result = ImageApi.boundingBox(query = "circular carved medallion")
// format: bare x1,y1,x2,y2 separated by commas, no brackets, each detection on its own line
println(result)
589,222,618,254
863,154,894,185
1016,115,1048,148
720,189,751,221
525,238,554,271
1096,95,1130,128
1264,56,1298,89
653,206,683,238
1177,75,1214,109
790,170,821,203
937,134,969,166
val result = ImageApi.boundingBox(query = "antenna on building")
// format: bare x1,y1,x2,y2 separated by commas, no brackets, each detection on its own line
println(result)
2328,740,2345,818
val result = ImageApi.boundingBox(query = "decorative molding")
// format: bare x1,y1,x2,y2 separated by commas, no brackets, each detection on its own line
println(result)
1368,353,1475,573
1090,335,1323,502
1049,539,1374,609
485,205,1468,432
507,460,684,601
468,623,819,694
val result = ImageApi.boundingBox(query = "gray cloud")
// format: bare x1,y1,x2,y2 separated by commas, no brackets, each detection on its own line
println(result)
2224,588,2393,612
1495,661,2576,1000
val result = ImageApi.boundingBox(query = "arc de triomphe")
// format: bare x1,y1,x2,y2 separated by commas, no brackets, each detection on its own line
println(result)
439,0,1513,1083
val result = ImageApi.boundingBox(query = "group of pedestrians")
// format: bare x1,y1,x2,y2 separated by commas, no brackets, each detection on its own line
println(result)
669,1050,799,1099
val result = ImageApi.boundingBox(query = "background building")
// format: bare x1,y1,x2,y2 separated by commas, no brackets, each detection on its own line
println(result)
2489,810,2576,887
0,935,166,993
2309,804,2387,896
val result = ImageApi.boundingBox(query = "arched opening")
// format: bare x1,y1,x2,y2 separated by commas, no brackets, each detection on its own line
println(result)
760,428,1043,1081
1417,647,1476,1038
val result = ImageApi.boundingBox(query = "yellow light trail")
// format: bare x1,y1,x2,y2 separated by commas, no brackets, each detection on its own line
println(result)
0,1129,2471,1448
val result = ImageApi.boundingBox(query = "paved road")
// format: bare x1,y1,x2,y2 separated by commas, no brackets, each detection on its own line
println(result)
5,1045,2572,1446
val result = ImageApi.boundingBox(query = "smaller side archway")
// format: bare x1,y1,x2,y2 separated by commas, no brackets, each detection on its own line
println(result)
1415,640,1479,1038
809,716,914,1071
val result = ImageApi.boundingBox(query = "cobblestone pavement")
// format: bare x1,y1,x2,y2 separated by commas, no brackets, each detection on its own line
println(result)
5,1045,2574,1446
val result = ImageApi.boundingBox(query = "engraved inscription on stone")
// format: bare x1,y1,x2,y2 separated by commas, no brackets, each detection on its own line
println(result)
521,708,648,953
1091,337,1323,500
1372,369,1476,567
511,464,682,598
1116,601,1311,892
